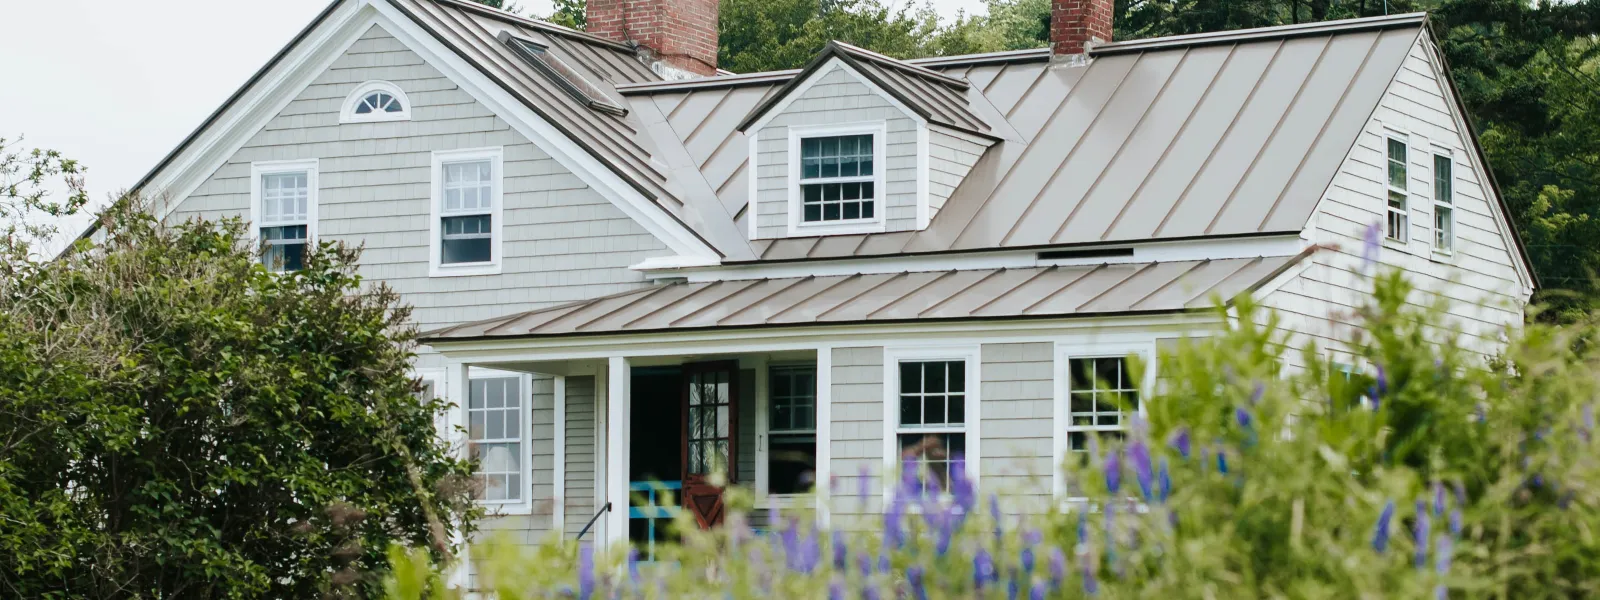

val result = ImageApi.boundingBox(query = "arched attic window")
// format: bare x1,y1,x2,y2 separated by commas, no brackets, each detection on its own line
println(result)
340,80,411,123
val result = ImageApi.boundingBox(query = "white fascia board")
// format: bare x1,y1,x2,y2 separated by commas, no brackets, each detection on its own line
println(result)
147,0,368,220
648,234,1308,283
745,59,929,134
425,313,1221,363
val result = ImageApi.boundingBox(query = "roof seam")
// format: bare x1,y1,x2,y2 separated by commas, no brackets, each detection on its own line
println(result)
564,283,681,332
918,268,1007,317
1074,262,1160,313
814,272,908,321
755,274,860,323
1020,264,1107,315
968,265,1059,315
1126,259,1211,311
864,270,958,319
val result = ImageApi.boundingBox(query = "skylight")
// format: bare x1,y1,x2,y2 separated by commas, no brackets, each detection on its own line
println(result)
496,31,627,117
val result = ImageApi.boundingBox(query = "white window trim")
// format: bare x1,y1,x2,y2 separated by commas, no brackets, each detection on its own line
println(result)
882,345,982,498
340,80,412,124
788,121,890,238
465,367,535,515
1384,133,1410,246
248,159,319,268
429,147,505,277
1431,150,1457,257
1052,340,1157,500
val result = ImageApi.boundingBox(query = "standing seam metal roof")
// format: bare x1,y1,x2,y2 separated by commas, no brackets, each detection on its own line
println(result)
421,253,1307,340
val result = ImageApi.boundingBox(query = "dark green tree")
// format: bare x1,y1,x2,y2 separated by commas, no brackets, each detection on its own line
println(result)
0,200,478,598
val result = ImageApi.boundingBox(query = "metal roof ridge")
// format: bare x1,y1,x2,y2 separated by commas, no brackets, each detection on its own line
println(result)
614,70,804,94
1092,12,1427,55
429,0,639,54
828,41,971,89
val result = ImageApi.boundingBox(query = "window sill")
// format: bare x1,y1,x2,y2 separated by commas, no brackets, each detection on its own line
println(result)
787,218,886,238
476,501,534,516
430,261,502,278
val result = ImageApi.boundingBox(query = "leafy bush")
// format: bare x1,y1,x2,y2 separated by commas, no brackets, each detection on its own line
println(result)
0,201,478,598
387,255,1600,599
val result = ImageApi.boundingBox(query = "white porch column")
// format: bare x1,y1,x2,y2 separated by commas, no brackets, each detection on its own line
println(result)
815,346,833,524
443,358,470,591
604,356,631,549
552,375,567,533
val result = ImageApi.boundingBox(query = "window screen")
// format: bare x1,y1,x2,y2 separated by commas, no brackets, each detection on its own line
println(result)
800,134,875,223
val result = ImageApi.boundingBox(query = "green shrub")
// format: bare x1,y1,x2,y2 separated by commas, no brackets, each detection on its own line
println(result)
387,264,1600,599
0,202,478,598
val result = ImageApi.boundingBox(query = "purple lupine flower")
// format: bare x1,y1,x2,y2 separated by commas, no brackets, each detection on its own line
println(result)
578,541,596,600
858,464,871,501
901,457,922,500
1373,500,1395,553
1158,459,1172,503
1584,404,1595,442
1362,220,1382,271
1448,510,1462,536
1250,381,1265,405
936,506,956,556
885,496,906,548
1103,448,1123,494
857,553,871,579
1436,534,1454,575
1082,555,1099,596
1414,500,1431,569
951,455,976,512
1128,440,1154,501
908,566,929,600
828,577,845,600
1216,448,1228,475
627,548,641,585
974,548,998,590
782,524,801,571
1435,585,1448,600
1024,528,1043,547
833,530,847,569
1030,580,1048,600
1235,406,1253,428
879,550,890,574
990,493,1004,543
1434,482,1447,516
1077,512,1089,547
1008,574,1021,600
1375,364,1388,397
1049,547,1067,591
1020,546,1036,574
1170,427,1192,459
1474,403,1486,423
864,584,881,600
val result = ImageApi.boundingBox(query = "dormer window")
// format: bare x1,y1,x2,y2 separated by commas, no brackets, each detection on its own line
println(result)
341,81,411,123
786,123,887,236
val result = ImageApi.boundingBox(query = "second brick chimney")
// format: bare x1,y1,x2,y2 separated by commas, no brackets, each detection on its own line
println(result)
1051,0,1113,58
586,0,720,78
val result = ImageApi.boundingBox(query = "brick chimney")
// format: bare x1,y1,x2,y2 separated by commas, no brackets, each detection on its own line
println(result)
1051,0,1113,57
586,0,720,78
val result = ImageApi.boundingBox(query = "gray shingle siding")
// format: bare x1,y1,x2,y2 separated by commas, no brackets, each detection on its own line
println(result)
829,346,886,526
564,376,597,538
979,342,1055,514
928,126,989,221
754,66,921,239
169,25,668,332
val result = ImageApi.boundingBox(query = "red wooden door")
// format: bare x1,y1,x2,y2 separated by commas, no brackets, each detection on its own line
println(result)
681,361,738,529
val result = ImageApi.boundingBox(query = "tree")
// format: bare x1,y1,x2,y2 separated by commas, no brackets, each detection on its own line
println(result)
0,200,478,598
0,136,87,258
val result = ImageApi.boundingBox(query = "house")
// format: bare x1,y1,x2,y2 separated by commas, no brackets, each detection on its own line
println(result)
130,0,1534,575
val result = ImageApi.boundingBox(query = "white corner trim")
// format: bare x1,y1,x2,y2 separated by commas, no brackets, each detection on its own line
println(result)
748,130,761,240
340,79,413,123
750,355,771,501
916,123,931,230
248,158,320,244
428,146,505,277
1051,339,1158,499
552,375,567,529
814,345,833,522
786,121,890,237
881,344,982,498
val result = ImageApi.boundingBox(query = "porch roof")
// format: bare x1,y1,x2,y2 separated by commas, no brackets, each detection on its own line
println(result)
420,254,1307,342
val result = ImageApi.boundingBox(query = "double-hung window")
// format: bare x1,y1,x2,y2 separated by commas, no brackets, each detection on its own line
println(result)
467,376,526,505
430,147,503,276
1433,153,1455,254
789,123,886,236
1386,137,1409,243
894,359,970,486
767,365,818,495
1063,356,1142,452
250,160,318,273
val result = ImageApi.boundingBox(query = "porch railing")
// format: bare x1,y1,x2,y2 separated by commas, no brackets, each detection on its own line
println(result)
629,480,681,561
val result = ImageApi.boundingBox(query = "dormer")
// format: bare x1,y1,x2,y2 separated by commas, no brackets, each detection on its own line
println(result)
737,42,998,240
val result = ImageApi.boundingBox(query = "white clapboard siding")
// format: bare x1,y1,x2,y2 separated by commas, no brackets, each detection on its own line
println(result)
754,66,921,238
169,24,668,332
1259,34,1527,367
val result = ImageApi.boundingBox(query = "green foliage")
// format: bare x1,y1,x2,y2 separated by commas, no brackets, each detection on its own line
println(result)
0,136,88,258
0,200,479,598
386,267,1600,598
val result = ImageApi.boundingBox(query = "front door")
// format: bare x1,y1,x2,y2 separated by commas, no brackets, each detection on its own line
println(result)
681,361,737,529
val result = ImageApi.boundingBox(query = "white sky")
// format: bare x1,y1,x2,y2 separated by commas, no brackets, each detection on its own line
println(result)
0,0,984,252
